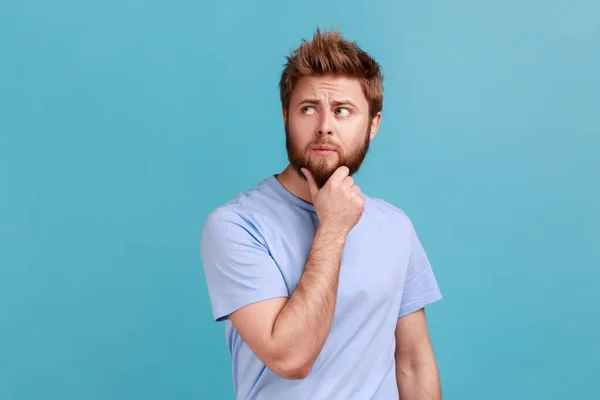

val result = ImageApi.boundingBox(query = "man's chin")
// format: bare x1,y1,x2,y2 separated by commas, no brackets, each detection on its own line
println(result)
310,156,339,170
305,165,339,188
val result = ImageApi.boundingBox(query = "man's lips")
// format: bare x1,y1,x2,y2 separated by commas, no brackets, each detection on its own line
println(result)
313,146,336,151
312,146,337,156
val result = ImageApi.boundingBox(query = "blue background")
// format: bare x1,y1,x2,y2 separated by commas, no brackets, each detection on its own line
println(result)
1,1,598,399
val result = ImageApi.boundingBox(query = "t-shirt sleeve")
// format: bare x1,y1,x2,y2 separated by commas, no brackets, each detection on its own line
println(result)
398,221,442,318
200,209,290,322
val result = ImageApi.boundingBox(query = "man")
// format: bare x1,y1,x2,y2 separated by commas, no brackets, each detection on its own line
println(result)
200,28,443,399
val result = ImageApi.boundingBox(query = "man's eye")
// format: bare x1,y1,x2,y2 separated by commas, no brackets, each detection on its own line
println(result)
335,108,350,117
302,106,317,114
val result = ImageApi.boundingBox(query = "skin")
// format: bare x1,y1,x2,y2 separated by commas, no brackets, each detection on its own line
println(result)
228,75,441,398
395,309,442,399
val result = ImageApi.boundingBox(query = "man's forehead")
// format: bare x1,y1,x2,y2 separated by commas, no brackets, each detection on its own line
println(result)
292,76,366,103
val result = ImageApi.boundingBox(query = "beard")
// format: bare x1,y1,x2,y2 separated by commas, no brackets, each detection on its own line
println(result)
285,121,371,189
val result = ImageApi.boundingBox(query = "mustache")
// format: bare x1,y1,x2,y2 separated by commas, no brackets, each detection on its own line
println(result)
309,140,341,150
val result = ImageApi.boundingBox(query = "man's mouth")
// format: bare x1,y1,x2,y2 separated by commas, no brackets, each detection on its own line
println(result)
312,146,337,156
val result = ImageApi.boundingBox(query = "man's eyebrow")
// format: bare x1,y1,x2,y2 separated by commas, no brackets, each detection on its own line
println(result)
332,100,357,108
295,98,358,108
296,98,321,105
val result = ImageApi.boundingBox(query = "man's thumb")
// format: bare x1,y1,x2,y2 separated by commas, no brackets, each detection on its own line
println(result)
301,168,318,198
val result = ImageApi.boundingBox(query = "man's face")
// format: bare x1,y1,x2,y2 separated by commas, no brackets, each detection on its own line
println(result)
284,75,380,188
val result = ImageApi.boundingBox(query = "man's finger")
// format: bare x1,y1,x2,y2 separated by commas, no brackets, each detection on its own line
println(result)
341,176,355,190
329,166,350,184
301,168,319,199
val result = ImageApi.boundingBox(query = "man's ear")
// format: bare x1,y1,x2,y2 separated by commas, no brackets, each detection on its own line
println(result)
282,107,287,125
369,112,382,142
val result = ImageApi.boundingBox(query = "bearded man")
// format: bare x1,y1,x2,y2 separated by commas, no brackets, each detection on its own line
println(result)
200,28,443,400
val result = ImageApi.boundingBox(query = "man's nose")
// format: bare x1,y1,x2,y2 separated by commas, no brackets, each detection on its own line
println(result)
317,111,334,136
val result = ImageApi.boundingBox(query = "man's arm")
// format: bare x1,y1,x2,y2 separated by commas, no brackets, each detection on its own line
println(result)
228,166,364,380
229,223,345,379
395,308,441,399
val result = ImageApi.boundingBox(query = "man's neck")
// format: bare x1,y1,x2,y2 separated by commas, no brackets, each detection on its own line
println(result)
276,165,313,204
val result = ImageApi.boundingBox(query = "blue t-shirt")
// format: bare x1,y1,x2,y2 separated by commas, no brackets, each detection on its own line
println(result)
200,175,442,400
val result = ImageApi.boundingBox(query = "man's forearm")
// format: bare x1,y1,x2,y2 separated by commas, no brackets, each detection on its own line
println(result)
396,358,441,400
270,223,346,373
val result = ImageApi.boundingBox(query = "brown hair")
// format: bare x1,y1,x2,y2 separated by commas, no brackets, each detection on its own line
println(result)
279,28,384,120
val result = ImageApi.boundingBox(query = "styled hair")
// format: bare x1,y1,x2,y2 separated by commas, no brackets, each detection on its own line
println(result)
279,28,384,120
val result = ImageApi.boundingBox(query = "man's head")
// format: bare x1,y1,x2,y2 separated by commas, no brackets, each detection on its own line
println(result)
279,28,384,188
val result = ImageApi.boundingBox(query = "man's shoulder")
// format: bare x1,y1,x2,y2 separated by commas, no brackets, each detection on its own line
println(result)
365,195,412,225
201,177,279,238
